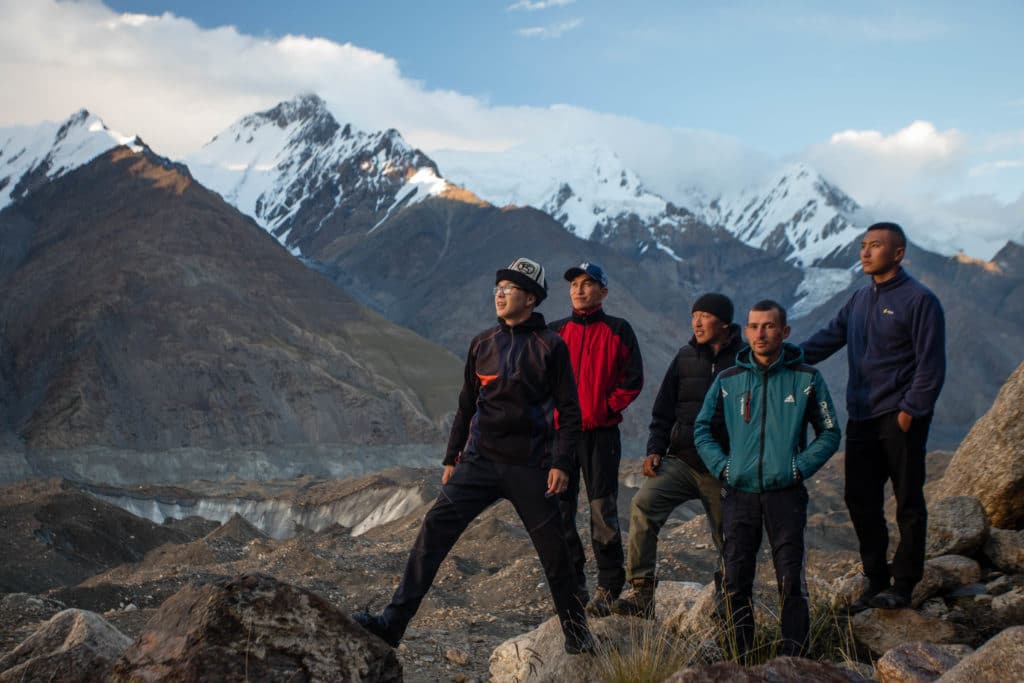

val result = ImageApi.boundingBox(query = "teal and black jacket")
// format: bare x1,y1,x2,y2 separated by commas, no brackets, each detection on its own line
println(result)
694,342,840,493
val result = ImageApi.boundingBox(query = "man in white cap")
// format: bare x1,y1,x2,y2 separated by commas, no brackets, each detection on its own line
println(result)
354,257,595,655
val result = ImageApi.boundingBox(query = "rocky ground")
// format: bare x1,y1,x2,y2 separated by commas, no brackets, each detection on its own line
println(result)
0,449,957,682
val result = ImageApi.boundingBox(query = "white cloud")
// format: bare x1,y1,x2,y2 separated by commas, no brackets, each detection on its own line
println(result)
0,1,1019,259
516,19,583,38
507,0,576,10
800,121,967,204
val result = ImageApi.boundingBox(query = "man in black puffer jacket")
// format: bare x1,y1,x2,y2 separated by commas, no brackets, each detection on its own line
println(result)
612,293,741,618
353,257,595,655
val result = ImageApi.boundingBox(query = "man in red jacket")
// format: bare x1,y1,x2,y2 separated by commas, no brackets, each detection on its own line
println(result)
550,261,644,616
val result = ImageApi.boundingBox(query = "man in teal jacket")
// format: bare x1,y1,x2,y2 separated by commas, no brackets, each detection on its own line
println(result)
695,300,840,660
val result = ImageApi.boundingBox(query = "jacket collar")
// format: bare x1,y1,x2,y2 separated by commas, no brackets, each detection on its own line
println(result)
498,311,547,332
872,266,909,292
570,305,606,324
736,341,804,372
689,323,743,358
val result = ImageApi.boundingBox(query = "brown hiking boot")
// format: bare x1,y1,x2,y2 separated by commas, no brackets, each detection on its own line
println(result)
585,586,616,618
610,578,655,619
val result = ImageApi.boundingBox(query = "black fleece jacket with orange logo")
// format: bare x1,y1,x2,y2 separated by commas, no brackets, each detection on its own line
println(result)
444,312,581,472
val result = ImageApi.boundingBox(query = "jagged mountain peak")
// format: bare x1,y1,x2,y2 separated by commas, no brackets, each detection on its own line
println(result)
698,161,864,268
0,110,137,210
187,94,450,254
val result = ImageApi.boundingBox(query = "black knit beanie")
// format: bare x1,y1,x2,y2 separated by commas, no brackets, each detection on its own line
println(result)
691,292,734,324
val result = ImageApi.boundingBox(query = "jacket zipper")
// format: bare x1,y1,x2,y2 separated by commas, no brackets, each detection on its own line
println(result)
758,368,768,491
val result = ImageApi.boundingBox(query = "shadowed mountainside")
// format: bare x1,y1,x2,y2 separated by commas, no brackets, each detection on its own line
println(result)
0,147,463,453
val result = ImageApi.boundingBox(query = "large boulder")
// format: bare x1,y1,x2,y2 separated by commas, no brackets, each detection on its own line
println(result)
875,642,973,683
0,608,131,682
938,625,1024,681
933,362,1024,528
663,656,872,682
488,581,707,683
912,555,982,607
108,573,400,682
0,593,66,655
851,609,964,658
926,497,989,558
984,528,1024,573
488,615,615,683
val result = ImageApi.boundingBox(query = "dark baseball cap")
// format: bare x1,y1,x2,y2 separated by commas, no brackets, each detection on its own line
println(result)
563,261,608,288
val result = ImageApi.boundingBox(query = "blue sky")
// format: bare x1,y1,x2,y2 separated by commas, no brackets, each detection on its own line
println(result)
1,1,1022,254
99,0,1022,156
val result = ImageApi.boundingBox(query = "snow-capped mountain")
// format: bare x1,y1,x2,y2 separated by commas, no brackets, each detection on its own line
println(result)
434,147,867,314
698,162,865,269
186,94,452,256
0,110,137,210
434,145,681,237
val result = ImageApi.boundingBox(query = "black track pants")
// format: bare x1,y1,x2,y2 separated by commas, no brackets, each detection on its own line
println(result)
722,484,809,660
845,412,931,594
558,426,625,595
382,454,588,647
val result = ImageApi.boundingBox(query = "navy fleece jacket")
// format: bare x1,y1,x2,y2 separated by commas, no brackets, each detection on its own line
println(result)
800,267,945,421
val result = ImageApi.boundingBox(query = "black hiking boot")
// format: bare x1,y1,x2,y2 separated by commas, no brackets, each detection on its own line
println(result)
847,580,891,614
610,578,655,619
869,587,912,610
352,610,402,647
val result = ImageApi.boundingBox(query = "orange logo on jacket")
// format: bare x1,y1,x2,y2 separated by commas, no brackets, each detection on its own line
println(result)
476,373,498,386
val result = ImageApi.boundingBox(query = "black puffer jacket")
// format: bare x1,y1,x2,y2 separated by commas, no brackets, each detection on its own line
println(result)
445,312,581,472
645,325,742,472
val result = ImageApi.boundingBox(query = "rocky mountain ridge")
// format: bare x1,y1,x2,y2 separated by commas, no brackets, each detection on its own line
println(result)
0,146,463,454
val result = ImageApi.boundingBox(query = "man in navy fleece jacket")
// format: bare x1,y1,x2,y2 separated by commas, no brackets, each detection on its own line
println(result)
800,222,945,611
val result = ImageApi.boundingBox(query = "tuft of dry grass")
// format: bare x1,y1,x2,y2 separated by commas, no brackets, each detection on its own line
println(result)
593,596,860,682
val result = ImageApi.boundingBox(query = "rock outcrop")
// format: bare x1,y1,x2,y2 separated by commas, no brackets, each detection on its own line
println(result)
663,656,872,682
108,573,400,682
926,496,989,558
937,625,1024,681
0,608,131,682
984,528,1024,574
851,609,965,658
933,361,1024,527
874,642,972,683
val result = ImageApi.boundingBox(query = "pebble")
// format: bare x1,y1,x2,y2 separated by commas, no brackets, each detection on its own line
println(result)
446,648,471,665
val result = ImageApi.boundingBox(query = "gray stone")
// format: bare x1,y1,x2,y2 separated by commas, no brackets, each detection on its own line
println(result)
664,656,872,682
926,497,989,558
108,573,400,682
0,608,131,683
985,574,1014,596
933,362,1024,529
938,625,1024,681
852,608,964,658
991,587,1024,629
983,528,1024,573
489,615,612,683
875,642,973,683
912,555,982,607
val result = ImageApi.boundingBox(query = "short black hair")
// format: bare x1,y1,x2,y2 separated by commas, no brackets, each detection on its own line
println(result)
866,221,907,249
750,299,787,328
